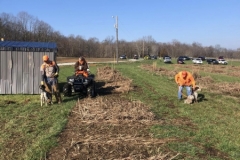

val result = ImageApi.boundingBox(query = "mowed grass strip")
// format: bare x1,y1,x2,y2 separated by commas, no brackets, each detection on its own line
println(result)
114,60,240,159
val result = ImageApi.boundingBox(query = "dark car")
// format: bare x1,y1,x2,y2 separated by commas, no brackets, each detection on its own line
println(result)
198,56,206,61
119,55,127,59
178,56,191,60
177,57,185,64
207,58,219,65
133,54,139,59
150,55,157,59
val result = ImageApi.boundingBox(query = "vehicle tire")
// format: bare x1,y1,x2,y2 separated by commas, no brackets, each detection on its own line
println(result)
88,81,96,98
63,83,72,97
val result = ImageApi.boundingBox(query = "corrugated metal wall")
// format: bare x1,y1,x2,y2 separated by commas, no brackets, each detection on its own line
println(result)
0,51,55,94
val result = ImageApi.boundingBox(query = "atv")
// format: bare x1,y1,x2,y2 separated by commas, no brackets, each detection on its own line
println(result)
63,73,96,98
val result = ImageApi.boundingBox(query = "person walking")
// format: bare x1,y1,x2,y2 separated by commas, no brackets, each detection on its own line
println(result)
40,55,62,104
175,71,196,100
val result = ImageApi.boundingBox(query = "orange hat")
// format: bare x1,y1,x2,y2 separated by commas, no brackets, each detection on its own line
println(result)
182,71,187,76
43,55,49,61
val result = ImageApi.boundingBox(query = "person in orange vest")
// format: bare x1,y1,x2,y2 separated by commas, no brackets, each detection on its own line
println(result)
40,55,62,104
74,56,89,77
175,71,196,100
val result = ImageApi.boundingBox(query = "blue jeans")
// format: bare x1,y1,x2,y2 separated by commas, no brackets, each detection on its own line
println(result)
46,77,57,86
44,77,62,103
178,86,192,99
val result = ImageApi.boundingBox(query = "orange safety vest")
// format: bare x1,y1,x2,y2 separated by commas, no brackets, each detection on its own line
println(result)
76,70,88,77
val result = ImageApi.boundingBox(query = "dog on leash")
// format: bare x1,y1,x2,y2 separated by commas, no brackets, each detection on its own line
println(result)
39,85,48,106
183,86,201,104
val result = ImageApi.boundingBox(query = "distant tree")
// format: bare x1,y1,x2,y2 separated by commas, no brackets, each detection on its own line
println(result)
16,12,33,40
159,47,168,57
134,39,144,58
99,37,114,58
0,11,239,58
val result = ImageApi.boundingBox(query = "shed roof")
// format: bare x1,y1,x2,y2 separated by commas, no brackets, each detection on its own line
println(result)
0,41,57,51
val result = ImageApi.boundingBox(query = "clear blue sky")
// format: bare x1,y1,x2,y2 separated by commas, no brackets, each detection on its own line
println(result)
1,0,240,50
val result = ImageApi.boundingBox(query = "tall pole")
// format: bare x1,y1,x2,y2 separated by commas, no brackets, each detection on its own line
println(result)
143,40,144,58
115,16,118,63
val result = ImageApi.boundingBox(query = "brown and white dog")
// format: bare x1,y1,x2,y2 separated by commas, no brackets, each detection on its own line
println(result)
184,86,201,104
192,86,201,103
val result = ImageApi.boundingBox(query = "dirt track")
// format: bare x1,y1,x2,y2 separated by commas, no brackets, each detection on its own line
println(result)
47,66,179,160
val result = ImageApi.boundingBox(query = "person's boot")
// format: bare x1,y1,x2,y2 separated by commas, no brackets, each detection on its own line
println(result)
58,95,62,104
47,99,52,105
55,92,62,104
47,93,52,104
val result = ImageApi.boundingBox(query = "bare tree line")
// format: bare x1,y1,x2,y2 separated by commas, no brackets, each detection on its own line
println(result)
0,12,239,59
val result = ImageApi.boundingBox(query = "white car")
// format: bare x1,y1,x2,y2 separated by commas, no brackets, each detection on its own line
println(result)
163,57,172,63
218,59,228,65
192,58,203,64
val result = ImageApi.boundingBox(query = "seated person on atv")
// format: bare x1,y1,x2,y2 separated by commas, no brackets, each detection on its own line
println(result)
74,56,89,77
63,56,96,97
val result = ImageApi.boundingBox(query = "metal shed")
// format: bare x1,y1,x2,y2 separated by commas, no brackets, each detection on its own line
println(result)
0,41,57,94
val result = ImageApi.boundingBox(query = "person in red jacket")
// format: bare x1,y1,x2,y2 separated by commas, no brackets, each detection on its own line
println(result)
175,71,196,100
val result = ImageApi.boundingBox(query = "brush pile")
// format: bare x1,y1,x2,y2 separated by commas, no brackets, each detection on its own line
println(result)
97,66,133,93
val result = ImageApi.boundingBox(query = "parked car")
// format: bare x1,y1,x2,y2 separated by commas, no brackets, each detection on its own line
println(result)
207,59,219,65
179,56,191,60
192,58,203,64
150,55,157,59
163,55,171,59
133,54,139,59
198,56,206,61
218,59,228,65
163,56,172,63
177,57,185,64
119,55,127,59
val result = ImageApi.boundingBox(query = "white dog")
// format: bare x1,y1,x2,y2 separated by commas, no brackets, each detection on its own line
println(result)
39,85,48,106
184,86,201,104
184,95,195,104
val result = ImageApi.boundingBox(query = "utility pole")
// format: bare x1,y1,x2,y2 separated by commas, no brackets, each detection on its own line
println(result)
113,16,119,63
142,39,144,58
